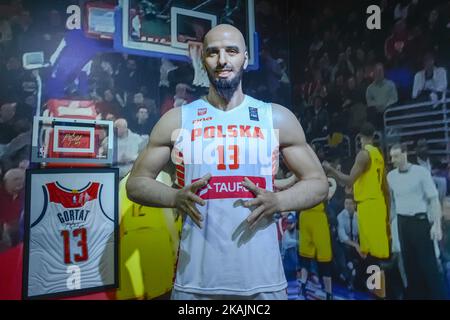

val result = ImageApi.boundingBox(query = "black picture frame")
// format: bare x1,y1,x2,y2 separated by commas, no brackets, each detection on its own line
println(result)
22,168,119,300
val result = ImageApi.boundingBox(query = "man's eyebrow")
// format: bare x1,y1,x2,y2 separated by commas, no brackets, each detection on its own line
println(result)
205,46,241,52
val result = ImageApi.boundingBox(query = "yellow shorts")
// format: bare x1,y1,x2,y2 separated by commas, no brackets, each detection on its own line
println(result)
299,208,332,262
357,198,390,259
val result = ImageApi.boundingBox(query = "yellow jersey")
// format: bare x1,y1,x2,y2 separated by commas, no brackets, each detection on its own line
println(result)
353,144,385,202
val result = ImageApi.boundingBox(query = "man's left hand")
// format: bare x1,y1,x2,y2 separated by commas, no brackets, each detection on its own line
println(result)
242,177,281,229
430,223,442,241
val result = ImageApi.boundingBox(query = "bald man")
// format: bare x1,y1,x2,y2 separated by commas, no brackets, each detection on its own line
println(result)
114,118,145,179
126,24,328,300
0,168,25,246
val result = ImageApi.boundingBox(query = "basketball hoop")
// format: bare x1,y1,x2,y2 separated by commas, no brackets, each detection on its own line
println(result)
188,41,209,88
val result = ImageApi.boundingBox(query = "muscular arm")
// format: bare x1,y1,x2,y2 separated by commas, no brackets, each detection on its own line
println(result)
272,104,328,212
125,108,180,208
326,150,369,187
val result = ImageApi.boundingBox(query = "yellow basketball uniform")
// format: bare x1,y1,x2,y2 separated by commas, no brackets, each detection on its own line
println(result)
353,144,390,259
299,203,332,262
116,172,182,300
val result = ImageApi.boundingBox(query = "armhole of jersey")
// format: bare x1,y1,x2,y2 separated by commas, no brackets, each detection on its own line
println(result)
31,186,49,228
98,184,114,223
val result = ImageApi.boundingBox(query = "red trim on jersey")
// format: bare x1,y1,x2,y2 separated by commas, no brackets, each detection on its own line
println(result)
46,182,100,208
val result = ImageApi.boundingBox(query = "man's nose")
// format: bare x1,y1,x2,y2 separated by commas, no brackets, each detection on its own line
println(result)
218,49,227,66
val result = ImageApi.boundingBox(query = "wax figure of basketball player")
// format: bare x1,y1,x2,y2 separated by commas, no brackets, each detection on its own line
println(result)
126,24,328,300
322,122,390,299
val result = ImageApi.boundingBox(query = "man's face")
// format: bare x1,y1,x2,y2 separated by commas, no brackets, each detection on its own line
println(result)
4,170,25,195
0,103,16,122
374,64,384,82
104,90,114,102
424,57,434,71
137,108,148,122
348,77,356,90
314,97,322,109
134,93,144,105
390,147,407,169
127,59,137,71
203,26,248,100
344,198,356,214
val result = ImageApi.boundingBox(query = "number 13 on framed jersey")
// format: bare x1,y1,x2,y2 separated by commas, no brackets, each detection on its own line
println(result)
23,168,119,299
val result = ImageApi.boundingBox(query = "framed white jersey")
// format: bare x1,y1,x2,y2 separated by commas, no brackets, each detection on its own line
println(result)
23,168,119,299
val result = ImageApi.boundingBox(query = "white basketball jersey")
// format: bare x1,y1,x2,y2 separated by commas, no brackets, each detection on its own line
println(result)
28,181,115,296
173,95,287,295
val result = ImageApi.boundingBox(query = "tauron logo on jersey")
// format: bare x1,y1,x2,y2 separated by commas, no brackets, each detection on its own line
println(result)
249,107,259,121
198,108,207,116
194,176,266,200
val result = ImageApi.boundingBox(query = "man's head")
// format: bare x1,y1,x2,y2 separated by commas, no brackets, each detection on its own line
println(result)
424,53,435,72
356,48,365,61
3,168,25,196
429,9,439,24
202,24,248,101
136,107,149,123
359,122,375,145
313,95,323,110
344,195,356,214
390,143,408,169
0,102,16,122
347,76,356,90
143,97,157,114
104,89,114,102
175,83,192,100
114,118,128,138
127,58,137,71
374,63,385,82
133,92,144,105
416,139,428,160
286,214,297,230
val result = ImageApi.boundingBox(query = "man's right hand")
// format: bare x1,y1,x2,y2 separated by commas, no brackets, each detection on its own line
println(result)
174,173,211,228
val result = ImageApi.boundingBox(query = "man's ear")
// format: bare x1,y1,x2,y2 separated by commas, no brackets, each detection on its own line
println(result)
243,51,249,70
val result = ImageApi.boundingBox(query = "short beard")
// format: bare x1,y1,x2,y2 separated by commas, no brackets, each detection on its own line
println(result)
207,67,244,102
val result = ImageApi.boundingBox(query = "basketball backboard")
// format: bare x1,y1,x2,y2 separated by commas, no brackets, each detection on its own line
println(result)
114,0,258,69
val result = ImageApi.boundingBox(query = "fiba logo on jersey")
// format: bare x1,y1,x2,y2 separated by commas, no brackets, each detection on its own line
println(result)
66,265,81,290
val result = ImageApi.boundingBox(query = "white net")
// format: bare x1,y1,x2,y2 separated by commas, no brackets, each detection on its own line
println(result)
188,41,209,88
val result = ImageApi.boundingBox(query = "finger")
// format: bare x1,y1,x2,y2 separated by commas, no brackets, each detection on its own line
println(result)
185,203,203,226
188,192,206,206
189,173,212,191
249,211,268,229
243,197,262,208
242,177,261,195
246,204,265,225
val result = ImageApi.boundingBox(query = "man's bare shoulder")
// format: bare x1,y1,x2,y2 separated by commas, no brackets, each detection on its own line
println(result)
355,149,370,166
271,103,305,146
149,107,181,146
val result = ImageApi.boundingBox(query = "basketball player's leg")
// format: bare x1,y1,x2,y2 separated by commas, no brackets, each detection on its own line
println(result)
357,199,389,298
314,211,333,299
298,256,313,297
298,212,315,297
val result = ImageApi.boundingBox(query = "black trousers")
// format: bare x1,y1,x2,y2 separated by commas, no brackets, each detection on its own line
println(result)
397,214,447,299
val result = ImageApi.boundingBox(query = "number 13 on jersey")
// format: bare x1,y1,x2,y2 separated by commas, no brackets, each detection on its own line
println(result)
217,144,239,170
